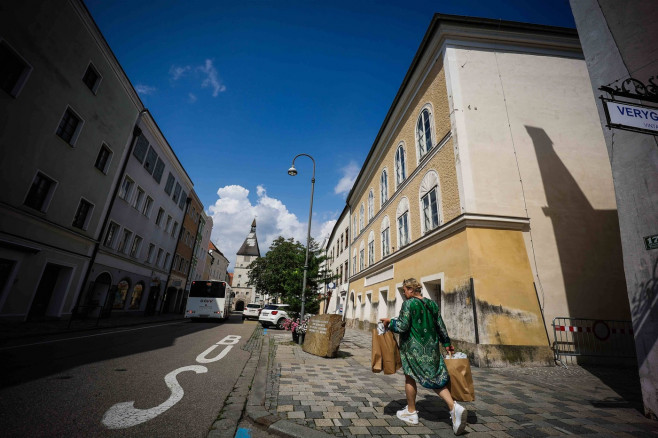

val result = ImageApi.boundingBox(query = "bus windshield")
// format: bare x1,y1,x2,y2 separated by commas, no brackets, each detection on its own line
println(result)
189,281,226,298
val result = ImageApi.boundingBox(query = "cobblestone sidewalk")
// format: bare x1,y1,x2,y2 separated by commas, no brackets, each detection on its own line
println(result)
264,328,658,437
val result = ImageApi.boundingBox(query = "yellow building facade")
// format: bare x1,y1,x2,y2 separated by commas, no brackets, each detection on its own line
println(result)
343,15,630,367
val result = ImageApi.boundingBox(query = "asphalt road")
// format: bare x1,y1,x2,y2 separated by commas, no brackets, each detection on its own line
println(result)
0,314,257,438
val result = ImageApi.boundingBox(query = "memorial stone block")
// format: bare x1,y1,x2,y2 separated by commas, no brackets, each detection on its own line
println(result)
302,314,345,358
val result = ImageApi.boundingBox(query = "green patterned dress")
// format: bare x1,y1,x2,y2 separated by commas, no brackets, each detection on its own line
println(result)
389,297,451,389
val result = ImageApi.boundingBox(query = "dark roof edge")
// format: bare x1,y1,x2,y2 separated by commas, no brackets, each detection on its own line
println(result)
346,13,578,203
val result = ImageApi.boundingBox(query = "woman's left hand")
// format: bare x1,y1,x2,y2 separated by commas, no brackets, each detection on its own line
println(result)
380,318,390,327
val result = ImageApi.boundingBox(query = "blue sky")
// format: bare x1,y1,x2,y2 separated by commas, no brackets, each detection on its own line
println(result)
84,0,575,269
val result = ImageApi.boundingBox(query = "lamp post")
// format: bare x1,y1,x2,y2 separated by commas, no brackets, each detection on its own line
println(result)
288,153,315,322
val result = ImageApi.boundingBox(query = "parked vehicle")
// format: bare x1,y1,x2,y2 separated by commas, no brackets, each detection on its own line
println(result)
185,281,233,321
242,303,262,321
258,304,290,329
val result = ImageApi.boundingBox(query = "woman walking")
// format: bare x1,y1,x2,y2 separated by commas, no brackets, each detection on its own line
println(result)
380,278,468,435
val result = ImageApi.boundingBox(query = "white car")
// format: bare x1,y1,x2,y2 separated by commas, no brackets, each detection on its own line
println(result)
258,304,291,329
242,303,262,321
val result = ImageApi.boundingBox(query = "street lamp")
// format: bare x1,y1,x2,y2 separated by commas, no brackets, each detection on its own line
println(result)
288,153,315,322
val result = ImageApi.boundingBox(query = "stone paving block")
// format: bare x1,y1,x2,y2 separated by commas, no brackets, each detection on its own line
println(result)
341,411,359,419
404,425,432,434
368,419,389,427
385,426,407,434
352,419,372,426
333,418,351,427
469,423,491,432
277,405,294,412
287,411,305,419
315,419,334,427
349,426,370,435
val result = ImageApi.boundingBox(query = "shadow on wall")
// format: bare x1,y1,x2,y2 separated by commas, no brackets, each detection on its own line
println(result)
526,125,628,321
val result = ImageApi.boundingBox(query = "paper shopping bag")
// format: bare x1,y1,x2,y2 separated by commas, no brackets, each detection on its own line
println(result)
380,331,402,375
445,357,475,401
371,329,383,373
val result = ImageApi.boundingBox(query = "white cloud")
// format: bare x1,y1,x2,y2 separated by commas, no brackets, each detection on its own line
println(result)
169,65,191,80
169,60,226,98
207,184,336,270
197,59,226,97
135,84,157,95
334,161,360,195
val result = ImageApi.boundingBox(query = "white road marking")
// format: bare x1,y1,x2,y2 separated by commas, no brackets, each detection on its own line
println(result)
102,365,207,429
0,321,186,351
196,344,233,363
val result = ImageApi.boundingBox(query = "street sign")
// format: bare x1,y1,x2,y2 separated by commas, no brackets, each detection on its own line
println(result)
645,234,658,250
602,98,658,135
327,282,335,289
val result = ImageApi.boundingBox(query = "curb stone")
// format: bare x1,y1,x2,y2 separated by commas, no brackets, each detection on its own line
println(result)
244,331,335,438
206,323,264,438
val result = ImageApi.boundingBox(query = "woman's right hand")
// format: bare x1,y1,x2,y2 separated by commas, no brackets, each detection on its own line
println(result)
380,318,390,327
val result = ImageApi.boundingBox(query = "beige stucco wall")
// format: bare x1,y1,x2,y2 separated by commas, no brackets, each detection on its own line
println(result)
447,46,630,335
350,62,460,274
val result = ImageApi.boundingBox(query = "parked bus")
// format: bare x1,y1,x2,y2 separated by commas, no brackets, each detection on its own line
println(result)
185,280,233,321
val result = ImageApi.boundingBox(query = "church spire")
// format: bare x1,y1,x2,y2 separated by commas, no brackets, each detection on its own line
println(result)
237,218,260,257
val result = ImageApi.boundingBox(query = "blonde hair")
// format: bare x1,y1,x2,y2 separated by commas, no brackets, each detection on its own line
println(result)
402,278,422,294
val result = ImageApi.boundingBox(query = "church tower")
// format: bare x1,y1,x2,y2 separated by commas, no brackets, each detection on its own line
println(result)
232,218,260,311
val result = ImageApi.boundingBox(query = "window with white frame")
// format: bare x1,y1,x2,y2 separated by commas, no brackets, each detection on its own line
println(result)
24,171,56,212
119,176,134,201
82,63,101,94
164,252,170,269
353,217,357,240
155,208,164,226
420,170,440,233
171,221,178,237
164,173,175,195
72,198,93,230
129,235,142,258
368,231,375,265
146,243,155,263
142,196,153,217
156,248,164,267
381,215,390,258
396,197,410,248
118,229,133,254
179,190,187,210
144,146,158,175
0,40,32,97
56,107,83,146
359,244,365,271
380,169,388,206
172,182,182,204
133,135,148,163
153,158,165,183
416,105,434,159
368,190,374,222
104,222,119,248
94,144,112,174
352,250,357,275
165,215,172,233
132,187,145,210
359,204,364,232
395,144,406,188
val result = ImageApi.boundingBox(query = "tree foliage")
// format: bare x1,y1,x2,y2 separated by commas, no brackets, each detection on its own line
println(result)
247,236,330,315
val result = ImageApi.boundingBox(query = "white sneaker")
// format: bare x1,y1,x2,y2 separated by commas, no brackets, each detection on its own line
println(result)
396,405,419,425
451,402,467,435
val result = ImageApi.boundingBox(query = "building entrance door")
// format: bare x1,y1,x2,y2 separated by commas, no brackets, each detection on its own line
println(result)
28,264,61,319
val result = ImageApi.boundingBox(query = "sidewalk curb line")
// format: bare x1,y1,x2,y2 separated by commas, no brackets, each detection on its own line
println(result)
207,324,263,438
244,333,334,438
